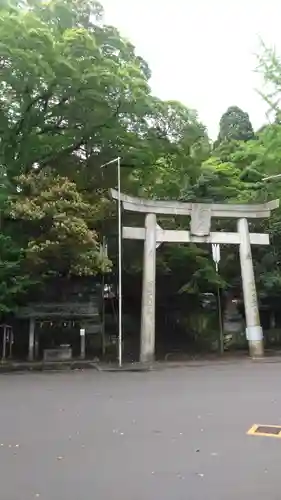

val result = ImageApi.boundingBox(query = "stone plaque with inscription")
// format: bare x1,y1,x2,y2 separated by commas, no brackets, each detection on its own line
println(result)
190,204,211,236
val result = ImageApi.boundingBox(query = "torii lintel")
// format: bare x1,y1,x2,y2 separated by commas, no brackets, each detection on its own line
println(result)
110,189,279,219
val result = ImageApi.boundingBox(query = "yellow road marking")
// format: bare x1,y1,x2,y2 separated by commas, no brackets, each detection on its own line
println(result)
247,424,281,438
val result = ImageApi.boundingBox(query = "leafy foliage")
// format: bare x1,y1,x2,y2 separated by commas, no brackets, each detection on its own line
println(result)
0,0,281,327
0,0,157,176
0,233,31,313
215,106,255,145
0,163,31,313
9,169,111,276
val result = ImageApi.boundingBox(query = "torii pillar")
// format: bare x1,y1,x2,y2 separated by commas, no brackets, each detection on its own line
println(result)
110,189,279,361
140,213,157,363
238,218,263,357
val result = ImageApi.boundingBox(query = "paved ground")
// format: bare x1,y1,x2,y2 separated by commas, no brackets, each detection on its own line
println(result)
1,361,281,500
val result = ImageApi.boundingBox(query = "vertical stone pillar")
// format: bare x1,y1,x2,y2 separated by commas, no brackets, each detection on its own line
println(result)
28,317,35,362
140,213,157,363
34,332,39,360
80,328,86,359
238,218,264,357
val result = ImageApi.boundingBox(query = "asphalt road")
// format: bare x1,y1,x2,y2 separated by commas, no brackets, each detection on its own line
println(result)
1,361,281,500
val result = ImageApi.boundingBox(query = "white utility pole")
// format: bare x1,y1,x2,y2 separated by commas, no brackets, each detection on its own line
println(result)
100,157,122,367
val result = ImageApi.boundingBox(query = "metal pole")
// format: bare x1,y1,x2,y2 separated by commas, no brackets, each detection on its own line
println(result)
100,156,122,367
117,157,122,367
101,253,106,358
9,328,13,359
2,326,6,362
217,284,224,354
212,245,223,354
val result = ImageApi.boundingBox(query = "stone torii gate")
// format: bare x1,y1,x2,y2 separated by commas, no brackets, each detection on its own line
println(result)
111,189,279,361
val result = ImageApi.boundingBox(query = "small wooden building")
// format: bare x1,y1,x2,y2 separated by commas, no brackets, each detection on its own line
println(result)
17,301,101,361
15,278,103,361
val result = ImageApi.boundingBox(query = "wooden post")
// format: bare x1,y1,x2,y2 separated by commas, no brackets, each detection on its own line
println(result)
238,218,264,357
140,213,157,363
28,317,35,362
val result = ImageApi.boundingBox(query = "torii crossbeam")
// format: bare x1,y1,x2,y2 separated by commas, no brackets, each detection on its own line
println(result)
111,189,279,362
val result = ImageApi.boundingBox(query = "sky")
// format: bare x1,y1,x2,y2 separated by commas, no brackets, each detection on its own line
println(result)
101,0,281,139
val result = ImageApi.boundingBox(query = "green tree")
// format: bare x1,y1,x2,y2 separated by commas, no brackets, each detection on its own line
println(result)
123,109,222,301
0,166,31,314
9,169,111,277
0,0,156,178
0,0,165,284
0,0,166,310
215,106,255,145
0,0,215,314
208,109,281,299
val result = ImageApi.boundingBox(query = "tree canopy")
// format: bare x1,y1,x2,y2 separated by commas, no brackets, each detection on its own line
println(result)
215,106,255,145
0,0,281,324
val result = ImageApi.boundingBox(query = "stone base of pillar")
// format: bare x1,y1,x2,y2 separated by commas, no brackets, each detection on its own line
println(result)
249,340,264,358
140,353,154,364
246,326,264,358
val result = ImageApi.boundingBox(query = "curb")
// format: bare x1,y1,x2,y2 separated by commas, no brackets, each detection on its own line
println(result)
1,355,281,374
